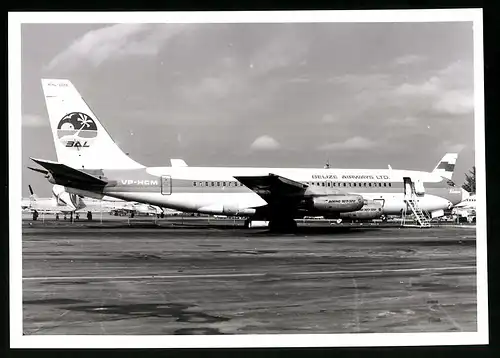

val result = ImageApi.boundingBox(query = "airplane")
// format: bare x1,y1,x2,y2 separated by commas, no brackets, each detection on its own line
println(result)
50,184,168,218
454,193,475,209
452,192,475,219
21,184,77,219
23,183,168,218
28,78,468,231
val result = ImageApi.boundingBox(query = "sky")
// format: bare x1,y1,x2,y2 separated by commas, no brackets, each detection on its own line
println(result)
20,21,476,197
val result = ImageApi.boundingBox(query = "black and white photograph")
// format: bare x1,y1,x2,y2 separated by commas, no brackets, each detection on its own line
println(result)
9,9,487,348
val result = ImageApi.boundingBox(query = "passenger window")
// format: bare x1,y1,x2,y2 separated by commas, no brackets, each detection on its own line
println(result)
193,181,197,186
389,183,392,187
369,183,372,187
383,183,387,187
321,182,325,187
205,182,209,186
363,183,367,187
211,182,215,186
343,183,346,187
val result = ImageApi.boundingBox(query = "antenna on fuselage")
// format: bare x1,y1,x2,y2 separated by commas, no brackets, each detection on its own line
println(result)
388,164,392,170
324,159,330,169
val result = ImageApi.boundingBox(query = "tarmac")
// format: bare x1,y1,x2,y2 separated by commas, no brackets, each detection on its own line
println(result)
21,214,477,335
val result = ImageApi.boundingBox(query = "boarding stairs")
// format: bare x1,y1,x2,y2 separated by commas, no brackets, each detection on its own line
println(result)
403,198,431,228
402,177,431,228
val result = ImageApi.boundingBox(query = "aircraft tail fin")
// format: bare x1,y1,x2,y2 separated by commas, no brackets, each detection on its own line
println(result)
41,79,144,170
432,153,458,180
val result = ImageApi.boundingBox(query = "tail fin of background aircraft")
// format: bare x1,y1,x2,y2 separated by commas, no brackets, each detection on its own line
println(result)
52,185,80,210
432,153,458,180
28,185,38,201
41,79,144,170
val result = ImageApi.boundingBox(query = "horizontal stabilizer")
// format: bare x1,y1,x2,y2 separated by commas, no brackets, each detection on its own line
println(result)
30,157,108,190
28,166,49,175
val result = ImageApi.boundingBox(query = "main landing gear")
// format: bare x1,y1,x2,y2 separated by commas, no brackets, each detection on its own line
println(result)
268,218,297,233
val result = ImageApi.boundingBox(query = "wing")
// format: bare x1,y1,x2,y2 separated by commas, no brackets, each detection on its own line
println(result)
234,173,308,214
30,157,107,190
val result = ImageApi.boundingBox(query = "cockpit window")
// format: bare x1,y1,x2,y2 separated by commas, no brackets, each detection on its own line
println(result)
446,179,456,187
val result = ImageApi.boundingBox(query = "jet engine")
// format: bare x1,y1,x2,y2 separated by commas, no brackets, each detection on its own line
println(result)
339,200,383,220
311,194,364,213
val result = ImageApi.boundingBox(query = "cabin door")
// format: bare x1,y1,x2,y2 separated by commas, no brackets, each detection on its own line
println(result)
161,175,172,195
403,177,414,199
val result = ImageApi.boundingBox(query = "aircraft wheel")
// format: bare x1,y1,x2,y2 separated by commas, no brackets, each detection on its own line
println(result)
160,213,165,218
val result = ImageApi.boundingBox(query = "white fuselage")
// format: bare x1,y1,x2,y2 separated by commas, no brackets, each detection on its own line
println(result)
84,165,466,218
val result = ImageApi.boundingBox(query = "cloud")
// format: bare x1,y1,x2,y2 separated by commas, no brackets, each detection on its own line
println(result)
328,59,474,121
288,77,310,84
318,136,376,151
250,32,307,75
392,76,473,115
393,76,441,97
394,54,426,66
178,27,308,112
250,135,281,151
182,76,235,100
321,114,337,123
448,143,467,152
47,24,191,70
432,90,474,115
387,116,419,127
22,114,47,127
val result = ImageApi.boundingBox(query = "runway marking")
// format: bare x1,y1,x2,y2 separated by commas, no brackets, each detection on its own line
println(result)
23,273,267,281
22,265,475,282
293,266,475,277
